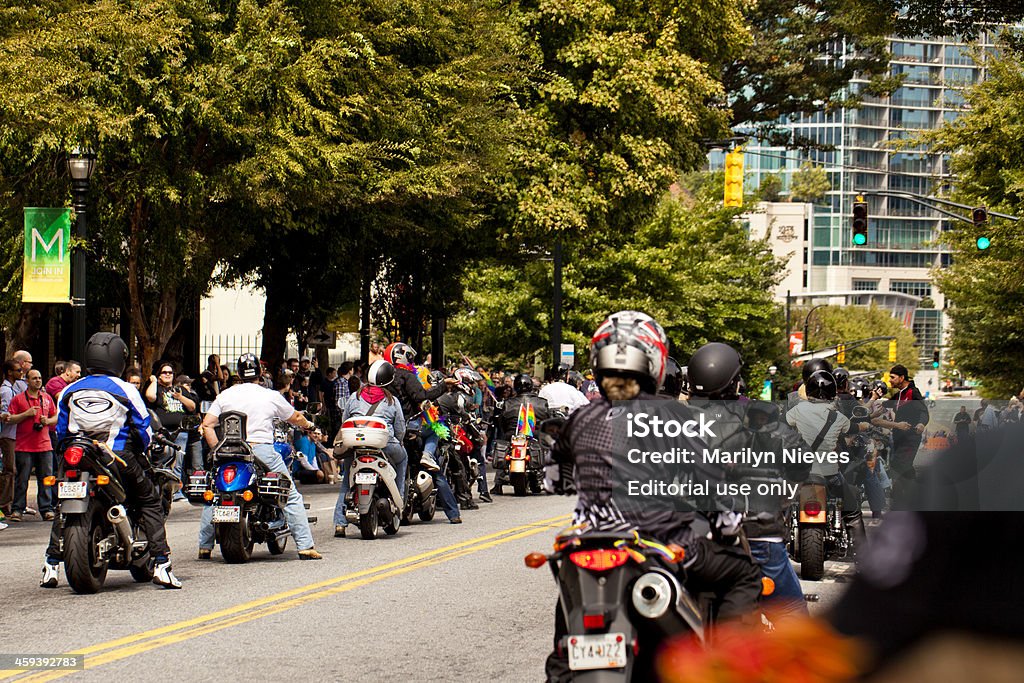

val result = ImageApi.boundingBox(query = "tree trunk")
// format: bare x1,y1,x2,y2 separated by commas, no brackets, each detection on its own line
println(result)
260,284,289,374
5,303,48,359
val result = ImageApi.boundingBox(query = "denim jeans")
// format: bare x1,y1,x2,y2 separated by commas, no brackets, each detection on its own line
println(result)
748,539,808,619
333,443,408,527
14,450,54,514
409,417,459,520
862,459,889,514
199,443,314,551
172,431,190,500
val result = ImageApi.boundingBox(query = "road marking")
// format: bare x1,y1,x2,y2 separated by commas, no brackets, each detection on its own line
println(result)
0,513,570,682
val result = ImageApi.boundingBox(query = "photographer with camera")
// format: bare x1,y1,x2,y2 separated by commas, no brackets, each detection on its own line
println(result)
5,369,58,522
145,362,197,502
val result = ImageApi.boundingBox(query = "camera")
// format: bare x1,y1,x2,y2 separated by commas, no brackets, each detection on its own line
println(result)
32,422,45,432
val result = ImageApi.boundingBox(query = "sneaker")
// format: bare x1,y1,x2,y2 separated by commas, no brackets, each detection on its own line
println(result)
8,511,22,522
420,453,440,472
40,561,60,588
25,507,38,516
298,549,323,560
490,485,503,495
152,558,183,589
449,517,463,524
43,511,55,521
479,492,493,503
0,521,7,531
334,525,346,538
460,500,479,511
197,548,212,560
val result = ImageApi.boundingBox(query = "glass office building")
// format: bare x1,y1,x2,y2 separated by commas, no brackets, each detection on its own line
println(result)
723,31,997,362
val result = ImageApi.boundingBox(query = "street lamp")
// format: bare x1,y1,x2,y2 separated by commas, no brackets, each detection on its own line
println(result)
67,147,97,358
802,304,828,351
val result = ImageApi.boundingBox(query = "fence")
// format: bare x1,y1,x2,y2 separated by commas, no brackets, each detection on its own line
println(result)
199,334,358,372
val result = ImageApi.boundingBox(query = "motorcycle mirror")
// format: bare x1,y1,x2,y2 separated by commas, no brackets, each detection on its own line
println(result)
148,409,164,431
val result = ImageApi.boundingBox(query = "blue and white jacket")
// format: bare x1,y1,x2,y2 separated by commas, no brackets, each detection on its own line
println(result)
56,374,152,452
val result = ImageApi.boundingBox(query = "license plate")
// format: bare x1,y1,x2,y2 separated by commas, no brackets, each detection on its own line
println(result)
568,633,627,671
213,506,241,523
355,472,378,485
58,481,87,499
510,460,526,473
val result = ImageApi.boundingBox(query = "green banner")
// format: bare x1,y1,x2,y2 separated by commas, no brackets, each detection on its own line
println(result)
23,207,72,303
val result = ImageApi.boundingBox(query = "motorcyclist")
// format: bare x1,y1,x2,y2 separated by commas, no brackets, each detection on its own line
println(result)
333,360,408,538
685,342,810,620
785,370,866,555
834,368,857,418
444,371,491,503
197,353,323,560
493,373,552,495
788,358,832,410
544,313,762,682
659,356,684,399
42,332,181,589
538,364,588,415
385,343,463,524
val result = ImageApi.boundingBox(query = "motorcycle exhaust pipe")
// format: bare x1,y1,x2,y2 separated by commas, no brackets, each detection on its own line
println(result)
416,471,433,498
106,505,135,547
632,571,675,620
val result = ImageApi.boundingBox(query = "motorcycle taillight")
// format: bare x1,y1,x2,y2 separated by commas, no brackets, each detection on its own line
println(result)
64,446,84,466
569,549,630,571
222,465,237,484
803,501,823,517
358,456,377,464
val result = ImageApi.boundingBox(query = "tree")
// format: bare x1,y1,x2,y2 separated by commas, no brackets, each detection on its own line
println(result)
450,175,787,376
757,174,783,202
924,38,1024,398
799,304,920,375
789,162,832,203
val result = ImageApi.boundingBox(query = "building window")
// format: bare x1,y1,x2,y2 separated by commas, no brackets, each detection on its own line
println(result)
853,279,879,291
890,280,932,298
912,309,942,360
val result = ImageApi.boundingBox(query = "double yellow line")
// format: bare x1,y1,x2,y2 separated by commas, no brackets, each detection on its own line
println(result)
0,514,569,682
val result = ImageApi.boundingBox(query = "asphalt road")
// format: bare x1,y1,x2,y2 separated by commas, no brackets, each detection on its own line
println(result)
0,485,854,682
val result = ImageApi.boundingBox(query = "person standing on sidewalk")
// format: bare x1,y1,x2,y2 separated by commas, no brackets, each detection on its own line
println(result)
6,369,58,522
0,359,24,520
887,364,929,507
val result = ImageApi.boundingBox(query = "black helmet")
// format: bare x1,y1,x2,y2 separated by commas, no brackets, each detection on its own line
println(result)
802,358,833,382
745,400,780,432
805,370,837,401
567,370,584,389
851,378,870,400
84,332,128,377
237,353,260,381
833,367,850,391
661,356,684,398
513,373,535,395
871,379,889,396
589,310,669,395
687,343,744,399
367,360,395,387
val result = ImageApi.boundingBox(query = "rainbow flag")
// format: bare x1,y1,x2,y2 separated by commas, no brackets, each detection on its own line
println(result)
516,402,535,437
478,369,497,397
423,403,449,440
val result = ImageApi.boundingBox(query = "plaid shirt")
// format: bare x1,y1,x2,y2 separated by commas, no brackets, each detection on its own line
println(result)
327,377,349,414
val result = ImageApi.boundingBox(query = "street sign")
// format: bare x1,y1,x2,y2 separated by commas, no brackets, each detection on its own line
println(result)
305,328,337,348
560,343,574,368
788,332,804,356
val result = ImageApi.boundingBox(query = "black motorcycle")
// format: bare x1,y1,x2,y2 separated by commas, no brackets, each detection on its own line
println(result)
401,428,438,525
55,432,181,594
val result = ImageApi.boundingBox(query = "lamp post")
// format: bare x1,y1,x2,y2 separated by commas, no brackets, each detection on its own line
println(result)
67,148,97,357
551,236,563,371
802,304,828,352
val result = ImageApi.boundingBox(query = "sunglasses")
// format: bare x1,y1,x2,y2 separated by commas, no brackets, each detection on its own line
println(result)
160,370,174,375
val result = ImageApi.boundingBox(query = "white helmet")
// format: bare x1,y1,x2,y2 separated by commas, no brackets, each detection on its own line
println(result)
367,360,395,387
589,310,668,394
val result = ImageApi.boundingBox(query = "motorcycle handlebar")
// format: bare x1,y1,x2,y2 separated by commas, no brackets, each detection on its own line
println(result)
153,434,181,451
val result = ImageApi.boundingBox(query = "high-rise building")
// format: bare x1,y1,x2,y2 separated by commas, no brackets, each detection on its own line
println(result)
717,31,998,366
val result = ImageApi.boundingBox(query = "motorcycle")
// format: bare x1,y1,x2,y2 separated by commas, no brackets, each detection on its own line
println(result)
338,414,404,539
186,411,315,563
53,431,181,594
401,427,438,525
788,474,852,580
525,526,702,681
492,432,546,496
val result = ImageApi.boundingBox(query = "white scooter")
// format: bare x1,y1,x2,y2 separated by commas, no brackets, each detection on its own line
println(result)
339,416,404,539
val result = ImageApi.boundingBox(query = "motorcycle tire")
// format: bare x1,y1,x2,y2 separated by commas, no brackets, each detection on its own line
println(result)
63,508,109,594
510,472,528,497
418,493,436,522
383,509,401,536
219,517,255,563
267,534,288,555
129,523,154,582
798,526,826,580
359,497,380,540
529,474,542,494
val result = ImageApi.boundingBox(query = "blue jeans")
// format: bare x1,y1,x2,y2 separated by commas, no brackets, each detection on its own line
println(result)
171,431,191,499
14,450,54,514
748,540,808,619
862,459,889,514
333,443,408,527
409,417,459,521
199,443,315,551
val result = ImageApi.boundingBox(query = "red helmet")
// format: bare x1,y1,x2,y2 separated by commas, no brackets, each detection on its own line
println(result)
589,311,668,395
383,342,416,366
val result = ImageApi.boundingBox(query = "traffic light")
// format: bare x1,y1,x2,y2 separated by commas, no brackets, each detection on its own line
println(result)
724,151,744,207
836,343,846,364
932,347,940,369
888,340,897,362
973,206,990,250
852,198,868,245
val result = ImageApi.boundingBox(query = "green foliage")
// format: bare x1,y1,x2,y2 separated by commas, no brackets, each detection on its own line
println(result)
450,179,787,375
800,304,920,375
924,36,1024,398
789,162,832,203
757,174,783,202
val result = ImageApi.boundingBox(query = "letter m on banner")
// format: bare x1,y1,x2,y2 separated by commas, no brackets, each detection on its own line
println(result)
23,207,72,303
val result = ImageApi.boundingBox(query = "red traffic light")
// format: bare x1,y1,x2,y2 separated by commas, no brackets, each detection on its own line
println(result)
972,207,988,225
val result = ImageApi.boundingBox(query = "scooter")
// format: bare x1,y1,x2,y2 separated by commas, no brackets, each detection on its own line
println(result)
338,415,404,539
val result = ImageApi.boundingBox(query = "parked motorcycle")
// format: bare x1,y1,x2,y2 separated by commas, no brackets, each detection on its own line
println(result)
53,432,181,594
338,415,404,539
186,411,314,563
526,526,702,681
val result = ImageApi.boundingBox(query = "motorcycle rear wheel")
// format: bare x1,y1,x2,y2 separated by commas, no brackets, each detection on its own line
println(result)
129,523,154,582
510,471,528,497
798,526,825,580
64,509,109,594
219,516,255,563
418,493,436,522
267,534,288,555
359,497,380,539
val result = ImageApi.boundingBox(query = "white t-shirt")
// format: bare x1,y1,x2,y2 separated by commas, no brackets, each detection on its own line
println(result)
785,400,851,476
207,382,296,444
539,381,589,414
